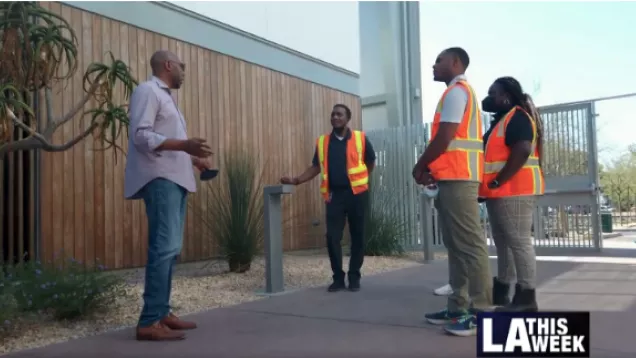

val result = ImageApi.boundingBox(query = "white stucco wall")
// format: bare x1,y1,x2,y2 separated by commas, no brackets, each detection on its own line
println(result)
172,1,361,74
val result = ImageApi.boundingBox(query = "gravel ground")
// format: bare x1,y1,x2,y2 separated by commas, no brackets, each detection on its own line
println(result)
0,252,430,355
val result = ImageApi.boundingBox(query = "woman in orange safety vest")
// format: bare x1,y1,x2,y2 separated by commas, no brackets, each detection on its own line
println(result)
479,76,545,312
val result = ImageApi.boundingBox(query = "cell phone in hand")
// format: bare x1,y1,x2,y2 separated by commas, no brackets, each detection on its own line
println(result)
200,169,219,181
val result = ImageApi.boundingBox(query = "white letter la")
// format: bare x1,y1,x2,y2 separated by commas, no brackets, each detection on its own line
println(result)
505,318,532,353
482,318,503,352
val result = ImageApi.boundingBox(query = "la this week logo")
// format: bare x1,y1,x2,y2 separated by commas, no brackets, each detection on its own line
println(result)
476,311,590,357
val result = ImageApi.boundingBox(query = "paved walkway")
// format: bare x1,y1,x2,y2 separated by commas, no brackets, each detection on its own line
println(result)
6,259,636,358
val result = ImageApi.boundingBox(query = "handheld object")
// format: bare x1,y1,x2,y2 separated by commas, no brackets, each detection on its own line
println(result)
200,168,219,181
423,184,439,198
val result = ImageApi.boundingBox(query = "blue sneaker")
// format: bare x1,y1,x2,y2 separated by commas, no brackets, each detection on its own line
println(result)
444,314,477,337
424,308,469,325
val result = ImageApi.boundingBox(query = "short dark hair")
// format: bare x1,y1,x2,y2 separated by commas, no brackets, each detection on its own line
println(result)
444,47,470,69
333,104,351,119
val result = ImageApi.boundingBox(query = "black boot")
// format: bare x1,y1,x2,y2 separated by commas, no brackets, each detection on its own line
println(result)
328,279,346,292
492,277,511,306
496,284,538,312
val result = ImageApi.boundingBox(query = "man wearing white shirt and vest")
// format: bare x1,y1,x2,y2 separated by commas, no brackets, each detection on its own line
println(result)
281,104,376,292
412,47,492,337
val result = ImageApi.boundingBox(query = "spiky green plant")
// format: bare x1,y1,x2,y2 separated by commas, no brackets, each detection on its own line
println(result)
201,148,265,273
0,2,137,160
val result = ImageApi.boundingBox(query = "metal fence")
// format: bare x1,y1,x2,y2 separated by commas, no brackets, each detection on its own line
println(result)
367,99,604,254
0,92,39,266
365,122,429,250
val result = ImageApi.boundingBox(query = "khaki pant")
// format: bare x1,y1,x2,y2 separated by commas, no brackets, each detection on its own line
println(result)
486,196,537,289
435,181,492,311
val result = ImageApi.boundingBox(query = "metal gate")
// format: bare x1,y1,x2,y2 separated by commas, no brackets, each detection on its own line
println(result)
531,101,601,254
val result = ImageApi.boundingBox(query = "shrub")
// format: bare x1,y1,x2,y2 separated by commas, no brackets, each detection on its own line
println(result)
1,258,128,320
364,171,408,256
0,281,17,337
202,148,265,273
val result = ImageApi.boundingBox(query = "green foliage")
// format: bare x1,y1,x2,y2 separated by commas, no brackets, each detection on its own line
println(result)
83,50,137,160
364,172,407,256
0,1,79,88
0,258,128,320
0,284,18,337
600,149,636,211
0,2,137,157
84,101,131,160
202,148,265,273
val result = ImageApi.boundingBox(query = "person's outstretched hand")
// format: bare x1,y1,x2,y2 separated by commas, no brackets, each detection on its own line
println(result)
183,138,213,158
280,176,298,185
192,157,213,172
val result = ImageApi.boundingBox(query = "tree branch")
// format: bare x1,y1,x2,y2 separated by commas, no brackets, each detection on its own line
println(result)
0,108,101,157
9,109,49,143
42,80,101,139
53,80,101,128
47,122,99,152
0,137,43,157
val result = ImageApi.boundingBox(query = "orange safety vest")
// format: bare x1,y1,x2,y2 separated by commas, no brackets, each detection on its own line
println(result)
317,130,369,201
428,80,484,182
479,106,545,198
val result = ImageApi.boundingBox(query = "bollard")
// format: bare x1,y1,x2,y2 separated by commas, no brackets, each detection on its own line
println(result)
263,184,294,294
419,189,437,263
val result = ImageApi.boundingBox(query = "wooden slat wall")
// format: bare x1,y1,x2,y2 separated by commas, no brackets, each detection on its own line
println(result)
37,2,361,269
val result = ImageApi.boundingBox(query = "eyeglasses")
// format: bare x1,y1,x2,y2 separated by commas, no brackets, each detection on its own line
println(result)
168,61,185,71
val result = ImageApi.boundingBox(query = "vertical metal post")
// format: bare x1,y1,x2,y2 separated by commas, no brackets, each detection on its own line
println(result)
419,192,435,262
406,1,422,128
587,101,602,251
263,184,294,294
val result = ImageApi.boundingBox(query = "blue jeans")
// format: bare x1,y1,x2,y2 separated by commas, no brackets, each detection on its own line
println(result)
138,178,187,327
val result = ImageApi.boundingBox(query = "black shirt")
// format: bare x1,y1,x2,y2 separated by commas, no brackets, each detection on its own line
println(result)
311,130,376,190
483,110,534,149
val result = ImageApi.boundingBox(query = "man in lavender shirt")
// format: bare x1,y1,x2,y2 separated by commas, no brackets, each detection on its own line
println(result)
124,50,213,341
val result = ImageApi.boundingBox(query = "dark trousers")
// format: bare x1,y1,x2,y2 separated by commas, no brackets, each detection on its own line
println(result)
325,188,368,283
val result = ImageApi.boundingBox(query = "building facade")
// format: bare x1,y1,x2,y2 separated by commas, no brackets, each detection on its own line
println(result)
1,1,362,269
359,1,422,130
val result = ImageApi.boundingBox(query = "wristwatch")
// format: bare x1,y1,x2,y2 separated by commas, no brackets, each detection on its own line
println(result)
488,179,500,189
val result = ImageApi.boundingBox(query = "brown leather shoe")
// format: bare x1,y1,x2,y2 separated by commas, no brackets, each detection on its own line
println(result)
136,322,185,341
160,313,197,330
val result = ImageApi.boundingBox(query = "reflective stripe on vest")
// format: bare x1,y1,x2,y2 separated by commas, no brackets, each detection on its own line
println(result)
480,106,544,198
484,157,540,173
428,80,484,182
317,130,369,198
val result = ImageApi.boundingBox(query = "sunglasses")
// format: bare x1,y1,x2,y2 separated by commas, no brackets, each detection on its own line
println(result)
168,61,185,71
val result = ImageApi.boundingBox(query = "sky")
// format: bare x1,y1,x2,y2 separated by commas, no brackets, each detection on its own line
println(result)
418,1,636,165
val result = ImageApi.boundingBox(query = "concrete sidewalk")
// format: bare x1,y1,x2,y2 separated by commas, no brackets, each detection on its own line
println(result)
6,259,636,358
